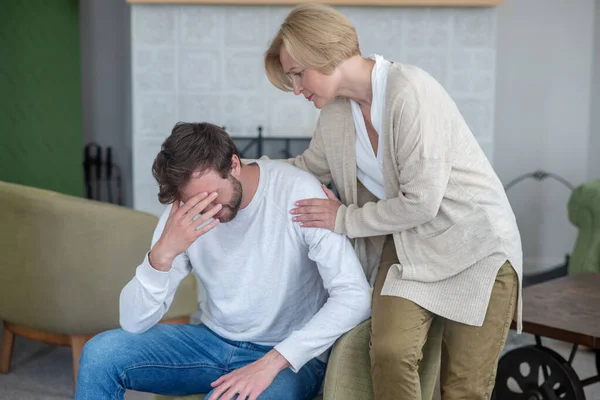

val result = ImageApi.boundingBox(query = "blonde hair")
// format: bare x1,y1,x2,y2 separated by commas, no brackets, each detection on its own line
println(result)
265,3,360,92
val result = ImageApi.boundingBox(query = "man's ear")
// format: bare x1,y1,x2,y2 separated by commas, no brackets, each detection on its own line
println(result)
231,155,242,177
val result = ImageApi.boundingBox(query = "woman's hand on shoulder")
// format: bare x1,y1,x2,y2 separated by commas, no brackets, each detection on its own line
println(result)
290,184,341,231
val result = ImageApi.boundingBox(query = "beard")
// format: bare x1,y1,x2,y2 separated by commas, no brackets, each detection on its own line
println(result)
219,174,243,222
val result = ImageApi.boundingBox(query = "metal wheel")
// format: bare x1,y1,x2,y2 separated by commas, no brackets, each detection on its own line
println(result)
493,345,586,400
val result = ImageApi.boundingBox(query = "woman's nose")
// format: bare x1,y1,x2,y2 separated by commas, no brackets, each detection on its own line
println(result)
293,80,302,96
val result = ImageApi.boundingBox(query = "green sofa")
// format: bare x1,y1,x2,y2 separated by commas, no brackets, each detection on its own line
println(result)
0,181,198,388
567,179,600,274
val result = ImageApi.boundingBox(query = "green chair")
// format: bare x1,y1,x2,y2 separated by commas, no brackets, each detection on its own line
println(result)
567,179,600,274
155,318,443,400
0,181,198,390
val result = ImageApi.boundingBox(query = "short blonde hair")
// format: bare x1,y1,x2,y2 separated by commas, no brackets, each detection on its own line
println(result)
265,3,360,92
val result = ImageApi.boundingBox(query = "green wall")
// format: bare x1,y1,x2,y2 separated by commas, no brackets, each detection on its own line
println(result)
0,0,83,196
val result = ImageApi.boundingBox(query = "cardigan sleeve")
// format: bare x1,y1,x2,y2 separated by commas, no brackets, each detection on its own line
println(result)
334,77,454,238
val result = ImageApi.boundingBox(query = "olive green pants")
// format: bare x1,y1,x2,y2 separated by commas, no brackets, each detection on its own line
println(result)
370,237,517,400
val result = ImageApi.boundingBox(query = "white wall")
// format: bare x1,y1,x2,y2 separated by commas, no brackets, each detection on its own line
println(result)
80,0,132,206
495,0,595,273
590,2,600,181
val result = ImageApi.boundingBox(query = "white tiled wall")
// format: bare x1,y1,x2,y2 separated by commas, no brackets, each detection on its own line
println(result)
131,4,498,216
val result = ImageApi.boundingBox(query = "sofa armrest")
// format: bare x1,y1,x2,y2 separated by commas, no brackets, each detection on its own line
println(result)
322,319,374,400
567,180,600,275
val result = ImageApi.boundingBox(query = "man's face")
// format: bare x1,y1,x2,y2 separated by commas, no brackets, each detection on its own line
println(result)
179,169,243,223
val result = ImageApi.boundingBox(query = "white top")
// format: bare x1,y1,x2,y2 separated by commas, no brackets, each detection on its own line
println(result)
119,160,372,372
351,54,392,200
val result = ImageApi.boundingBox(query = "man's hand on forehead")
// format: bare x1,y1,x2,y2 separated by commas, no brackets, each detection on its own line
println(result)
148,192,221,272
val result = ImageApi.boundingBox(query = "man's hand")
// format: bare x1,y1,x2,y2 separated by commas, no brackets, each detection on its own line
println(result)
290,184,342,231
208,350,290,400
149,192,221,271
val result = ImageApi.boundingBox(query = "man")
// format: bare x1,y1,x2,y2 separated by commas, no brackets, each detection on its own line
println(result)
75,122,372,400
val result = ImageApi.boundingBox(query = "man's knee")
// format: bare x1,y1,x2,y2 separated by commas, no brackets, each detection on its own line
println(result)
79,329,135,375
258,365,322,400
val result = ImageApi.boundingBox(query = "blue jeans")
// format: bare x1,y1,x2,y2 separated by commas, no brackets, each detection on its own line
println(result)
75,324,326,400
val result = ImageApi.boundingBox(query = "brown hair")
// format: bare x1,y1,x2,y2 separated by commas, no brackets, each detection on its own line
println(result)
152,122,240,204
265,3,360,92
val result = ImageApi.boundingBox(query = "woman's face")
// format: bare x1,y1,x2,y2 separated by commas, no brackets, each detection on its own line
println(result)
279,44,338,109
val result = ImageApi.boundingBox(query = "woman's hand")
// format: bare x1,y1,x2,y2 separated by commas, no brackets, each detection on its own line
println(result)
290,184,342,231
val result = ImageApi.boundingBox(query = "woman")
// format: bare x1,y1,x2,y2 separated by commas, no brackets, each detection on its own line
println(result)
264,4,522,400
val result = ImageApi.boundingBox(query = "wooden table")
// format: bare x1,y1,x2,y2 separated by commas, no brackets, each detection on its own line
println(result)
517,272,600,349
494,273,600,400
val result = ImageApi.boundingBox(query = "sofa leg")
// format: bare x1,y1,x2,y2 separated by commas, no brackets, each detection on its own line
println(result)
1,322,15,373
70,334,93,392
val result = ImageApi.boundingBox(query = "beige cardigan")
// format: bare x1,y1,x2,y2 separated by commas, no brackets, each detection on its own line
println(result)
292,63,523,330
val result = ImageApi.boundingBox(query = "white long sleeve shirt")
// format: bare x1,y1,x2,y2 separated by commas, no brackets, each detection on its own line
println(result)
119,160,372,372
